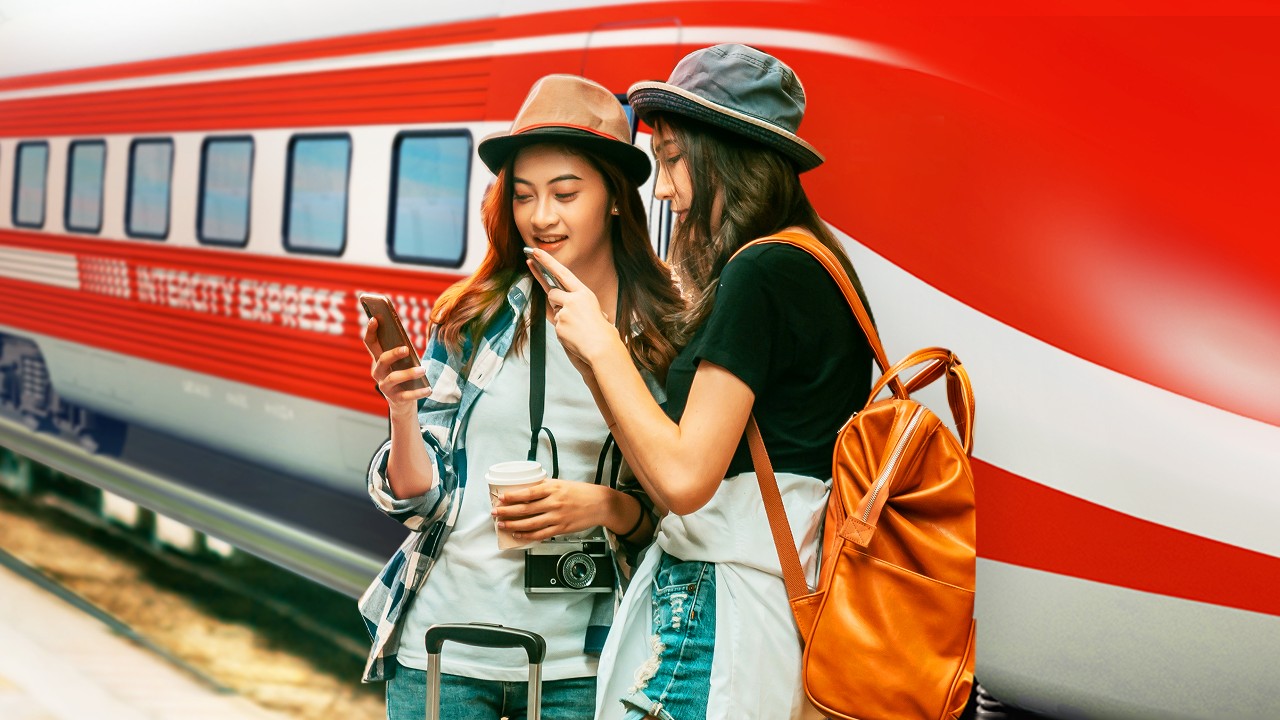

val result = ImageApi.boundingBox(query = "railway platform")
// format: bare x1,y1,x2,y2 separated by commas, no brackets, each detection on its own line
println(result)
0,558,290,720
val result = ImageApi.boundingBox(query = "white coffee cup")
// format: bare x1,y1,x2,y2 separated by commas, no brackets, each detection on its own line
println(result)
485,460,547,550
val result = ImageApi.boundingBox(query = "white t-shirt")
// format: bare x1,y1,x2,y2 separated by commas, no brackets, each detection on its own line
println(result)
397,317,610,681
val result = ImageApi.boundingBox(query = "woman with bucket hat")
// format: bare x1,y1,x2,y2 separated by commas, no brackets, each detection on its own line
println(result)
358,74,682,719
527,45,874,719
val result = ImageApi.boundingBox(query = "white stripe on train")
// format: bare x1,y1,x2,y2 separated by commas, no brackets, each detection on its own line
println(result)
0,246,80,289
0,24,926,103
833,225,1280,559
978,560,1280,720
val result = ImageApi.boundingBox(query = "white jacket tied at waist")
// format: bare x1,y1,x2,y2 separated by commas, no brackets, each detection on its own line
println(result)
595,470,830,720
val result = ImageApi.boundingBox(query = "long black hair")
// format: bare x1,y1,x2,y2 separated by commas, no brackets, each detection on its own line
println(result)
651,113,872,344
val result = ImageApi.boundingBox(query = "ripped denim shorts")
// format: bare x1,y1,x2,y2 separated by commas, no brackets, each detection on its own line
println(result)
620,552,716,720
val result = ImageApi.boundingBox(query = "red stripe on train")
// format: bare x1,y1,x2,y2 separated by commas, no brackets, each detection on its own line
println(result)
782,29,1280,428
976,459,1280,617
0,229,453,289
0,57,496,136
0,229,458,417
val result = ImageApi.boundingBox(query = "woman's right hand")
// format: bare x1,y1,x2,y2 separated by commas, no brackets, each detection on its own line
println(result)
363,317,432,417
525,248,622,370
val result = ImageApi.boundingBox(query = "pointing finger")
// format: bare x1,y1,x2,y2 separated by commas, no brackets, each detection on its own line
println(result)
526,247,584,293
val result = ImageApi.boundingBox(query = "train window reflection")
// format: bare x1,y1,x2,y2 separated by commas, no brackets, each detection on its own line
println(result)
126,138,174,239
389,132,471,266
616,94,638,142
198,137,254,247
66,140,106,234
284,134,350,255
13,141,49,229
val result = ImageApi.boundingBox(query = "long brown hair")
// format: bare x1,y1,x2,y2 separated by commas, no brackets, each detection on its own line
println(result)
432,141,683,379
652,114,871,344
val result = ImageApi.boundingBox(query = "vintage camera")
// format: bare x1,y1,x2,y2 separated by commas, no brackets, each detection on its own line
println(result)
524,534,615,593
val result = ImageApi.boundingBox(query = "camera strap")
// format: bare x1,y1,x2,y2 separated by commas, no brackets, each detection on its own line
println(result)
528,289,560,479
528,285,625,486
594,433,623,489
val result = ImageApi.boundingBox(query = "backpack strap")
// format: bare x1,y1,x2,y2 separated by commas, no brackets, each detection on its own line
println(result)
731,230,899,640
745,416,814,618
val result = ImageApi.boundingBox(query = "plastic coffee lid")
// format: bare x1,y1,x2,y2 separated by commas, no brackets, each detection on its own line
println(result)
486,460,546,485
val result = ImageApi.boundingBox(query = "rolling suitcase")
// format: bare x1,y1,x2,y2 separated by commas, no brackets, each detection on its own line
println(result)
424,622,547,720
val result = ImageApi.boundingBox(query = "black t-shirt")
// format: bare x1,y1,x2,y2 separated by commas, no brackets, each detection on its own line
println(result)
664,243,873,478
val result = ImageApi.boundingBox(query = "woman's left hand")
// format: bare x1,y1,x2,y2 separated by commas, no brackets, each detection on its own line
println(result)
526,249,620,369
492,480,611,543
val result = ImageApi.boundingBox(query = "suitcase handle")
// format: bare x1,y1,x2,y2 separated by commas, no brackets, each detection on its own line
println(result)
424,622,547,665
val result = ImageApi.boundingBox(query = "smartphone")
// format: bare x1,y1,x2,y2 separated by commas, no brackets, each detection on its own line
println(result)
357,292,428,391
523,246,562,290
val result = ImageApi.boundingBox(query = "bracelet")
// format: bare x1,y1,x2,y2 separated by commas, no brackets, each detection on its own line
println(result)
618,500,647,541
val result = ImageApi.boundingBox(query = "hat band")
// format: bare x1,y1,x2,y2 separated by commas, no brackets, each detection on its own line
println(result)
629,81,822,164
512,121,621,142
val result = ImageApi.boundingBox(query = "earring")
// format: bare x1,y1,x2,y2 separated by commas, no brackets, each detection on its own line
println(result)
611,206,619,215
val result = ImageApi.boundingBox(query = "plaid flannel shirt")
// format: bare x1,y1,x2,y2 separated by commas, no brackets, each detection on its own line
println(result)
357,277,655,682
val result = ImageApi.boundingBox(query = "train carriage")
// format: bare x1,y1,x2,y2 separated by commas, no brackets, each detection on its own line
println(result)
1,2,1278,718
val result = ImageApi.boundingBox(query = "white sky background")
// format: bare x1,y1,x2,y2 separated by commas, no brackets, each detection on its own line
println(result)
0,0,486,78
0,0,658,79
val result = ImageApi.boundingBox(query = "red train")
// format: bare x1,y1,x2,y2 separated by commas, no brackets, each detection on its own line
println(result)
1,2,1277,718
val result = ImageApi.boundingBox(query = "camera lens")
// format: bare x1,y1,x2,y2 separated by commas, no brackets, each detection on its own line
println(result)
557,551,597,589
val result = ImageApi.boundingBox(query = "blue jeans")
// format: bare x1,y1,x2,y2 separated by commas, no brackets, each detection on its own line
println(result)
386,664,595,720
619,554,716,720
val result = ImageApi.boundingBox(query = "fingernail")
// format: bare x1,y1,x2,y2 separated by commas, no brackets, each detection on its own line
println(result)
496,521,505,529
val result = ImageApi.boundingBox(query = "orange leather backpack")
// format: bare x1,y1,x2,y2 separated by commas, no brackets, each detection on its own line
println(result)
741,232,977,720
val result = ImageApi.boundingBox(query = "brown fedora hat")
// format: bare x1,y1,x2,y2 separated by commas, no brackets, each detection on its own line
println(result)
478,74,651,184
628,44,823,172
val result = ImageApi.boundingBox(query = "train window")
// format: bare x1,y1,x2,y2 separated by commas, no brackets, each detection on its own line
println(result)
649,198,673,261
198,137,254,247
12,141,49,229
388,131,471,266
284,134,350,255
65,140,106,233
126,138,174,239
616,94,639,142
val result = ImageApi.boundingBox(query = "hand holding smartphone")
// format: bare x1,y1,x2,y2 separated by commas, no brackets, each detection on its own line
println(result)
523,247,562,290
358,292,428,392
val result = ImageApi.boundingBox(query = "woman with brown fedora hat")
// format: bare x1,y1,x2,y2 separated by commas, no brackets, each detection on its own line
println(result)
357,73,681,719
526,45,874,719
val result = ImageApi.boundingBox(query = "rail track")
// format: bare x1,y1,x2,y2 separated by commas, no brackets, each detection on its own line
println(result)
0,477,384,720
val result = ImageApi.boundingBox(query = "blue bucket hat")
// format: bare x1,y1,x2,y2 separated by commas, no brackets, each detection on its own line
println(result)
627,43,824,172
